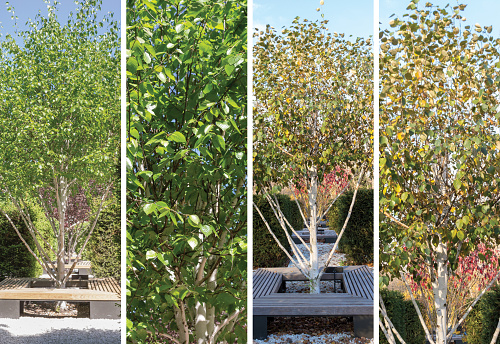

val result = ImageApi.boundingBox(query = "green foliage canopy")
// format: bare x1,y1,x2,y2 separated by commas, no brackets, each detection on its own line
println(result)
253,18,373,188
0,0,120,197
380,0,500,282
126,0,247,343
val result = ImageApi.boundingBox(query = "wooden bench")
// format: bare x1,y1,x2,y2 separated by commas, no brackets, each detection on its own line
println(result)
0,277,31,289
291,229,338,244
253,269,283,299
253,266,374,340
42,260,93,278
0,277,120,319
344,265,373,300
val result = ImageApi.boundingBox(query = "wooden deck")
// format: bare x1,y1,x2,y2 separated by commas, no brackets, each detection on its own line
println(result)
253,266,373,340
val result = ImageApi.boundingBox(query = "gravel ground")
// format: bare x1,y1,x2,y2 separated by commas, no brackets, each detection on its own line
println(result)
0,317,121,344
287,243,346,293
254,332,374,344
288,243,346,268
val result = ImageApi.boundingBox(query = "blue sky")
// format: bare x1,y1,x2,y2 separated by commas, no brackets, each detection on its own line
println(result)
380,0,500,36
253,0,374,40
0,0,121,37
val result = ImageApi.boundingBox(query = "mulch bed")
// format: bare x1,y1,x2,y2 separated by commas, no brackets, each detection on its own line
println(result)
268,316,347,336
22,301,90,318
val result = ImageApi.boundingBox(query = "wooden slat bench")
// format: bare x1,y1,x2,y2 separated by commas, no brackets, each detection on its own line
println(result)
0,277,120,319
253,266,374,340
291,229,337,244
344,265,373,300
42,260,93,277
0,277,31,289
253,269,283,299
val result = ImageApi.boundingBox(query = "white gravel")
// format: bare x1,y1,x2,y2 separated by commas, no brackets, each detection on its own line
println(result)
288,242,346,268
287,243,346,293
254,332,374,344
0,317,120,344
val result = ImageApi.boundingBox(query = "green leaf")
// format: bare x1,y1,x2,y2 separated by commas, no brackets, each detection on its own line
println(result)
189,214,200,226
165,68,176,81
167,132,186,143
175,23,184,33
187,237,198,249
127,57,138,74
214,135,225,150
225,64,235,76
200,225,212,237
158,72,166,82
126,318,133,329
143,203,156,215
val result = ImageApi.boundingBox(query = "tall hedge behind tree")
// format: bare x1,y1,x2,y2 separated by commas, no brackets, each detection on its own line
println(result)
253,194,302,268
465,284,500,344
0,202,53,279
380,289,426,344
84,202,120,279
329,188,373,265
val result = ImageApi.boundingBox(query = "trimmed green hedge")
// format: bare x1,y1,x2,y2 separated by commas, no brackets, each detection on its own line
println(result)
465,283,500,344
380,289,426,344
253,193,302,268
0,201,52,279
83,201,120,279
328,188,373,265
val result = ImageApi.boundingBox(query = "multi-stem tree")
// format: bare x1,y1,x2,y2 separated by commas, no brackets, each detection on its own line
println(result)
126,0,247,343
379,2,500,343
253,18,373,293
292,167,351,222
0,0,119,288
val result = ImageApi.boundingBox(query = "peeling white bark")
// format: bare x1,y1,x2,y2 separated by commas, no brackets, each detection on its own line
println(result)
308,165,320,294
433,236,448,344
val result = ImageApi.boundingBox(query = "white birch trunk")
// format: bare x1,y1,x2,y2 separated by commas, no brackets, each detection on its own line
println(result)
195,300,208,344
308,165,320,294
174,306,189,344
433,237,448,344
56,177,68,289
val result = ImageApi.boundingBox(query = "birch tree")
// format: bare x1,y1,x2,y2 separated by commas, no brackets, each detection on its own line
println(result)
253,18,373,293
126,0,247,343
0,0,119,289
379,1,500,343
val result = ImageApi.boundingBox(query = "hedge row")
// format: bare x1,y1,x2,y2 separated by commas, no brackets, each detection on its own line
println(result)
380,289,426,344
0,201,53,279
465,283,500,344
83,201,121,279
253,193,302,268
328,188,373,265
